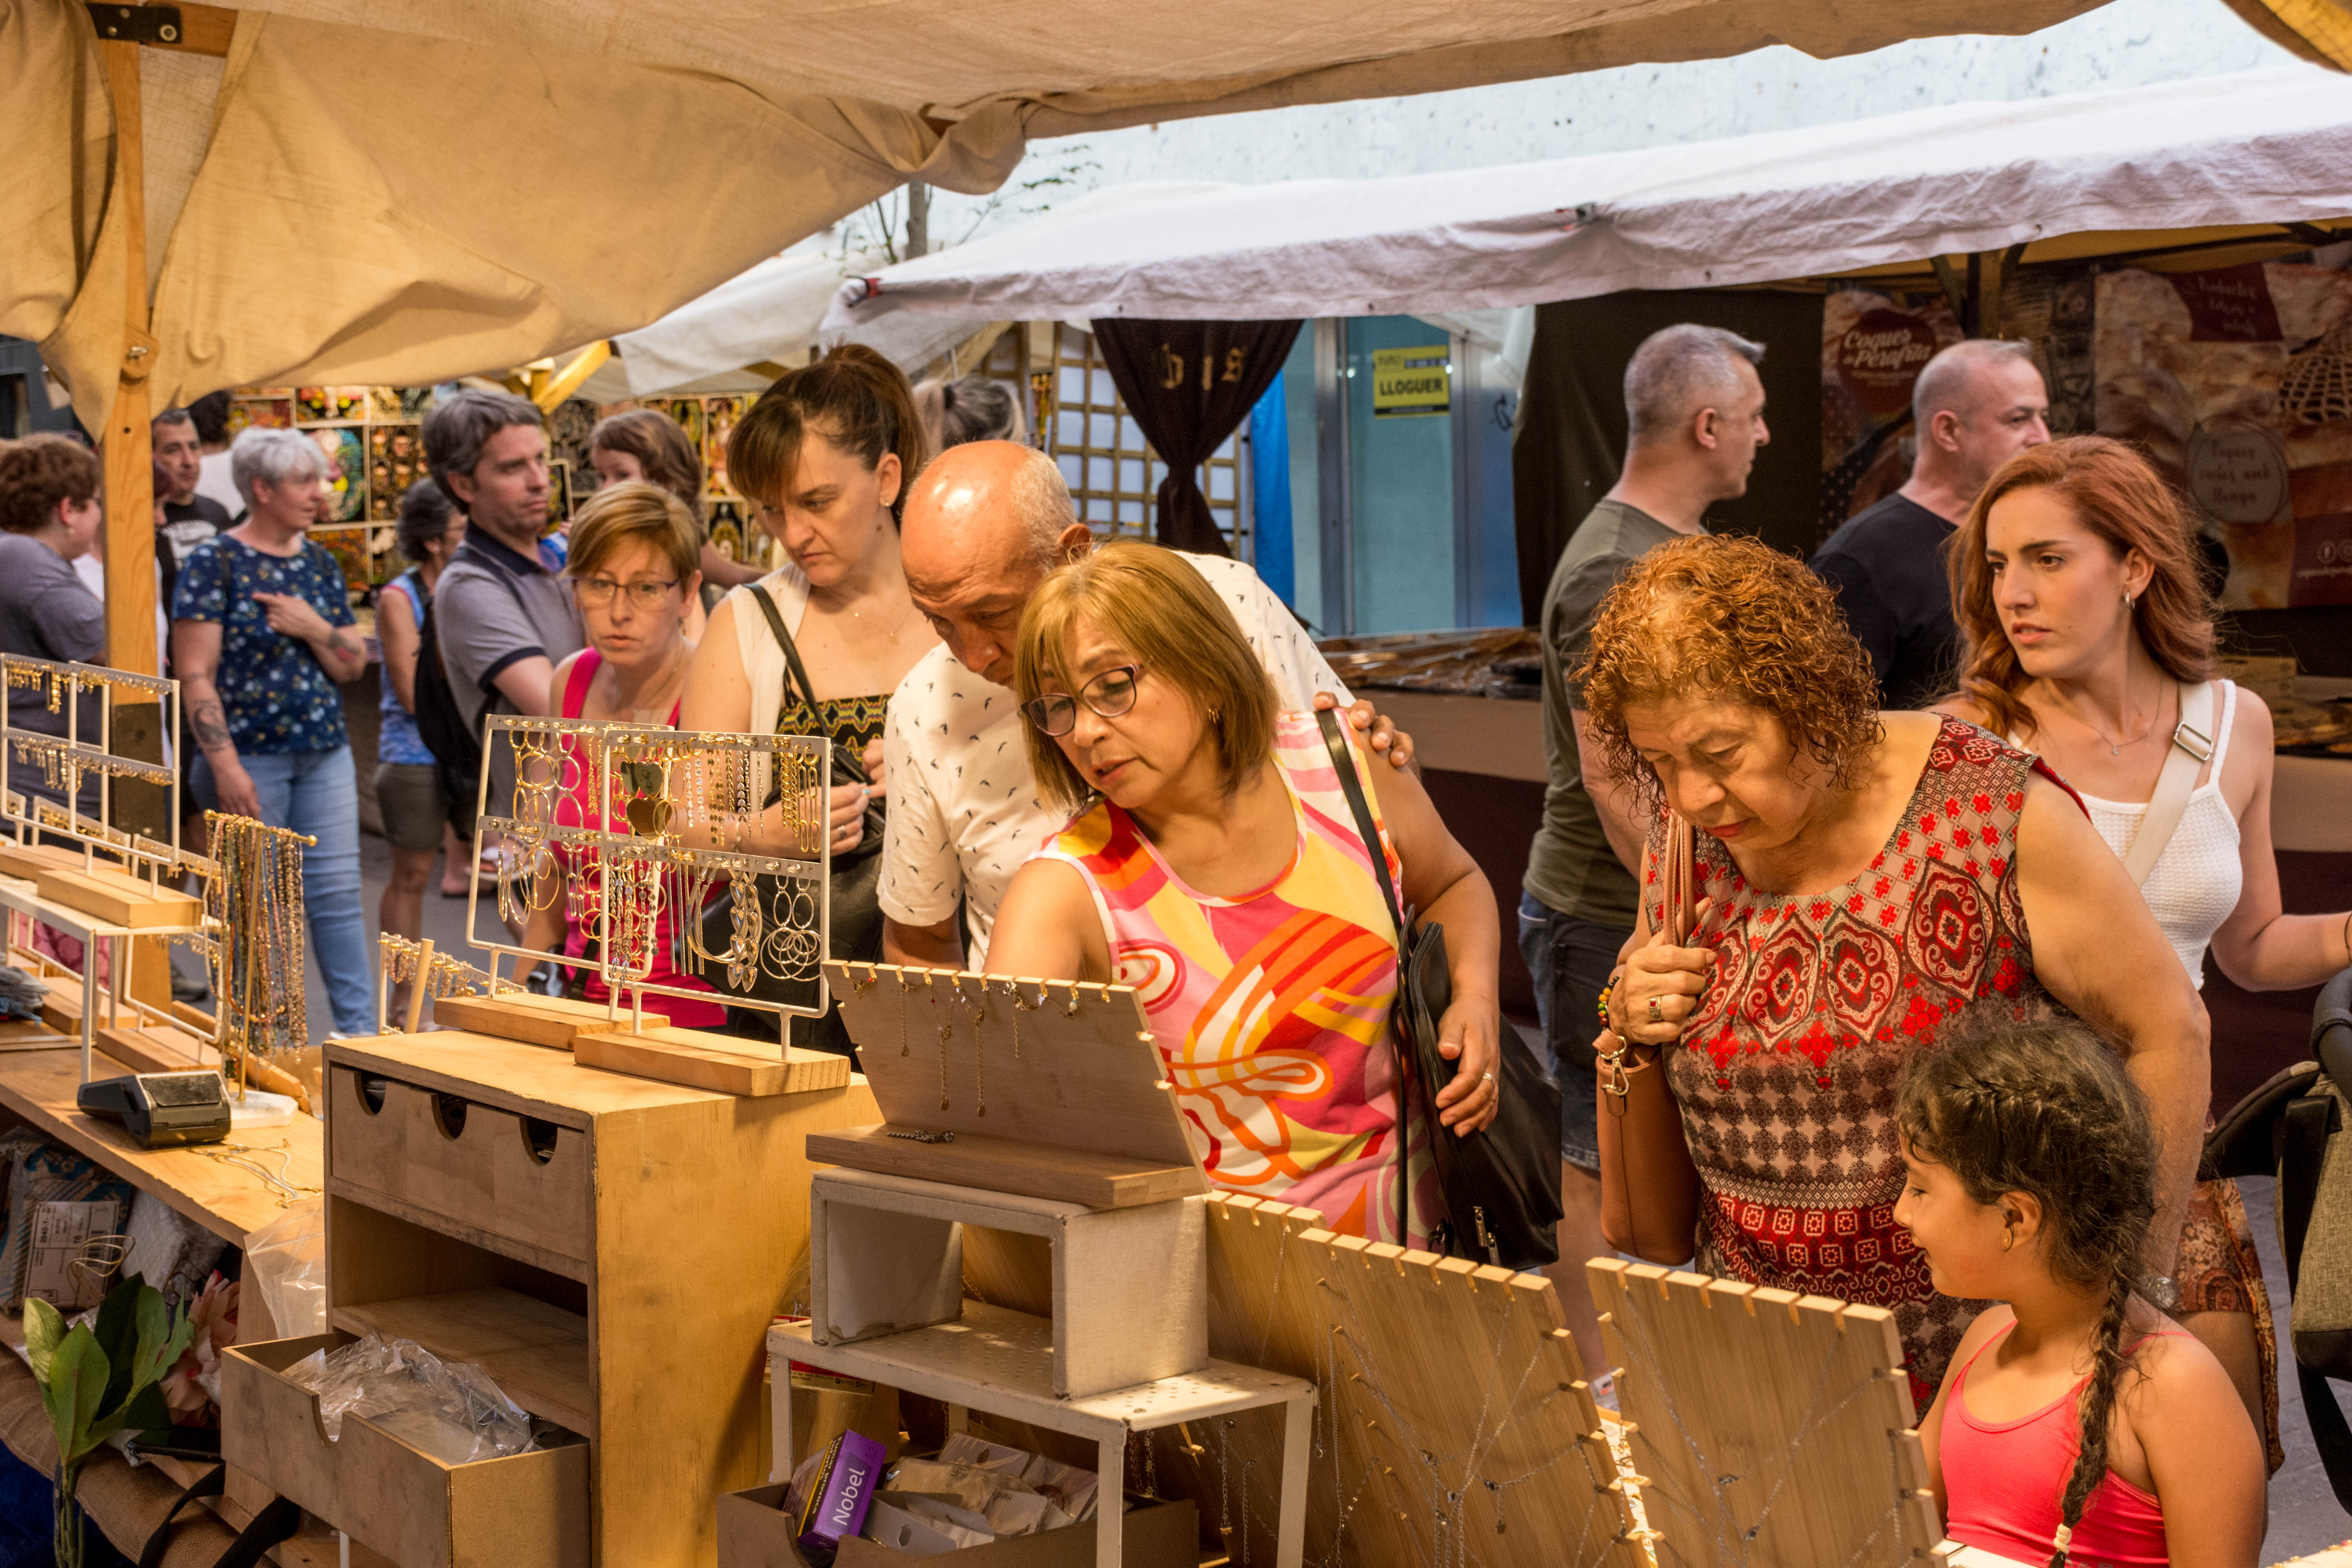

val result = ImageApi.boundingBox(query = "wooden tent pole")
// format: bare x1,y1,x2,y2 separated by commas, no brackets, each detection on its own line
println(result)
97,36,160,682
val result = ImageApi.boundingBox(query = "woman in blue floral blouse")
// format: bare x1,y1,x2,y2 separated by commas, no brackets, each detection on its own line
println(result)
170,428,374,1036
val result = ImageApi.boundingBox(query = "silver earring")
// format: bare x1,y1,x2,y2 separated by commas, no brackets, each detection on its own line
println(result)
2124,591,2134,610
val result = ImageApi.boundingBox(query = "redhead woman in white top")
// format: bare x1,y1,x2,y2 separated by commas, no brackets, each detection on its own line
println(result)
1939,433,2352,1470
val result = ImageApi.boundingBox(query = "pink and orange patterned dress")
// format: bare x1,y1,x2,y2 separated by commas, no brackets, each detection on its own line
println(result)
1034,713,1438,1244
1651,719,2069,1402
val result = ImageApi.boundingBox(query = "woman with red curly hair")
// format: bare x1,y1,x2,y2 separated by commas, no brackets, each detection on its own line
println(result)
1938,434,2345,1463
1589,533,2206,1405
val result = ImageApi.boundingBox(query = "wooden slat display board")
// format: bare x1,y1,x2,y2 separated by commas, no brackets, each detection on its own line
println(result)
1590,1260,1941,1568
820,961,1207,1207
970,1194,1639,1568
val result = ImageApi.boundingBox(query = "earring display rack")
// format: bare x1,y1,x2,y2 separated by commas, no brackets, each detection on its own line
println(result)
0,657,214,1082
459,715,842,1096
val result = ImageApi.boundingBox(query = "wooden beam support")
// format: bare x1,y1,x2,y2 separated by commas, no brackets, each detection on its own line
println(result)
96,37,160,682
530,342,612,412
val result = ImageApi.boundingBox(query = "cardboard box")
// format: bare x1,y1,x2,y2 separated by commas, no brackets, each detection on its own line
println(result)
718,1482,1198,1568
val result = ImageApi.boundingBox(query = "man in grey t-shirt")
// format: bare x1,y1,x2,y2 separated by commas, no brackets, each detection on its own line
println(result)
422,391,582,823
1517,324,1770,1379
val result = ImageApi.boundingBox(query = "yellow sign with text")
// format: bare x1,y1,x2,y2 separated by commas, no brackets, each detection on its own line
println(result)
1372,345,1450,417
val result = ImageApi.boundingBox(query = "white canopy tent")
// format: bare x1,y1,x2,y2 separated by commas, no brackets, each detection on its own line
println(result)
823,64,2352,340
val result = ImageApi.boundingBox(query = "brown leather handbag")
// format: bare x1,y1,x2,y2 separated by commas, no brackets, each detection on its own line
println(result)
1596,811,1705,1265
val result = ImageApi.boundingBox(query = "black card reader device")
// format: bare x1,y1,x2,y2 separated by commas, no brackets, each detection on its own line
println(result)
76,1071,232,1149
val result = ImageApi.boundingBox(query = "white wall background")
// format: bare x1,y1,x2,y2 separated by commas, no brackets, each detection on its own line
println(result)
902,0,2294,247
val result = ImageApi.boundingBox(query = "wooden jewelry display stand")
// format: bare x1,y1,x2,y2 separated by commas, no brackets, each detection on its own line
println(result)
223,1028,880,1568
773,958,1313,1568
815,960,1206,1207
0,656,213,1082
1589,1259,1943,1568
449,716,844,1097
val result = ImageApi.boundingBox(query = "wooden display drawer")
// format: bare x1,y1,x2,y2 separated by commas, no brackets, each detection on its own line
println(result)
222,1332,590,1568
328,1066,592,1276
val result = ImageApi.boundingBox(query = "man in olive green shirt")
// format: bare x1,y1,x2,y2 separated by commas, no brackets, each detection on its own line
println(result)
1519,323,1770,1378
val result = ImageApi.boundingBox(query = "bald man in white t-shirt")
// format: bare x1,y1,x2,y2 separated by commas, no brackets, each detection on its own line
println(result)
880,442,1413,968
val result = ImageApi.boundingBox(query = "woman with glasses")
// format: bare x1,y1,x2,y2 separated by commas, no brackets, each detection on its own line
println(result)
521,481,723,1024
984,544,1501,1244
679,347,936,1053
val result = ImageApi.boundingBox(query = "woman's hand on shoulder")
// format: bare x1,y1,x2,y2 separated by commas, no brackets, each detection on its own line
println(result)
983,859,1107,984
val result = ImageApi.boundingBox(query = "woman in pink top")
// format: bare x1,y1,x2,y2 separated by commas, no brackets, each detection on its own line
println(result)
984,544,1500,1245
520,482,723,1027
1897,1011,2261,1566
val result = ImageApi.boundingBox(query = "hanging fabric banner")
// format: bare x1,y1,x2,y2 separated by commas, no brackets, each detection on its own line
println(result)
1091,318,1302,556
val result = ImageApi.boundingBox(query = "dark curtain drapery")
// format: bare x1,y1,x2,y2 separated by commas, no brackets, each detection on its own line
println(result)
1510,290,1825,625
1092,318,1302,555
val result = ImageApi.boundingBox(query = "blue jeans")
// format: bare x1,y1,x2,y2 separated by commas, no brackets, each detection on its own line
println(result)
1517,890,1629,1174
191,746,374,1036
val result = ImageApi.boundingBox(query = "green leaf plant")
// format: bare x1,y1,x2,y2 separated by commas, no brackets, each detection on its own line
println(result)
24,1274,196,1568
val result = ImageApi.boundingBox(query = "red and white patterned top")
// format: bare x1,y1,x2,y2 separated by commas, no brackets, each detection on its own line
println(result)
1648,718,2074,1400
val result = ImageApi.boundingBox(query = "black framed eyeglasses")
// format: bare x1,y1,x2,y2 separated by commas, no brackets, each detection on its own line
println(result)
1023,664,1145,737
573,576,679,609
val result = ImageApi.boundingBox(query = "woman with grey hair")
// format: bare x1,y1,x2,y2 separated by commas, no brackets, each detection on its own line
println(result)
169,426,376,1037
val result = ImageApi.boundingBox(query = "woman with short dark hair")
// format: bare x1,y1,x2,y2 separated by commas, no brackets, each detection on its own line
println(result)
1587,532,2208,1406
0,434,105,820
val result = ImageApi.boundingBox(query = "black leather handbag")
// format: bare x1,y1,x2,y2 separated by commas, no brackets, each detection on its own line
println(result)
1316,710,1564,1268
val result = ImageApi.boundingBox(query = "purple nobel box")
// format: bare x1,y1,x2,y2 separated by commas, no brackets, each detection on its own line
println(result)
793,1430,886,1563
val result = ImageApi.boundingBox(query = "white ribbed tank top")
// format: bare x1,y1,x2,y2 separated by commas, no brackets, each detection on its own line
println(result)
2018,681,2242,989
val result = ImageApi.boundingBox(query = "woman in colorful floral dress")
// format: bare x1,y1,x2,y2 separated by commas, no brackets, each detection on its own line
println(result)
1589,535,2208,1405
984,544,1501,1243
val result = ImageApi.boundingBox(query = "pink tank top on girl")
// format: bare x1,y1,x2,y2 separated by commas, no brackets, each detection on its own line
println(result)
552,650,723,1027
1941,1319,2181,1567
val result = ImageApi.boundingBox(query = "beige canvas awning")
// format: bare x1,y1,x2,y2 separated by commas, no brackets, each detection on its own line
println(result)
2,0,2144,671
5,0,2138,428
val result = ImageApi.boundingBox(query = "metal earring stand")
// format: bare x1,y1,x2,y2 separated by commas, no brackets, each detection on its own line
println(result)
0,656,216,1083
430,715,836,1096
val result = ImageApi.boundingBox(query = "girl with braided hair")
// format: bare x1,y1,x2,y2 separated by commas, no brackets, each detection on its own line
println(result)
1899,1009,2261,1566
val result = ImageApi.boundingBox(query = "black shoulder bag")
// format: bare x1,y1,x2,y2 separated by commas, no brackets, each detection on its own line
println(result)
1315,709,1564,1268
691,585,886,1053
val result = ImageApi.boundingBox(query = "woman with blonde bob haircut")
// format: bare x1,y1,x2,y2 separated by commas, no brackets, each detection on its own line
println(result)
986,543,1500,1244
520,481,724,1024
1588,532,2207,1407
1940,433,2349,1461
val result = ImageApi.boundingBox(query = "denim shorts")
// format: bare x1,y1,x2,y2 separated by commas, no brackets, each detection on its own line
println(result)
1517,891,1631,1174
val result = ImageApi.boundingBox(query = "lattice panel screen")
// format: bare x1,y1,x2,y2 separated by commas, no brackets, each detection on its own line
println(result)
1047,325,1245,554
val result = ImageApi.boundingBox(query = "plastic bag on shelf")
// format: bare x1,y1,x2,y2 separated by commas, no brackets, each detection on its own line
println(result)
241,1197,325,1337
285,1332,536,1466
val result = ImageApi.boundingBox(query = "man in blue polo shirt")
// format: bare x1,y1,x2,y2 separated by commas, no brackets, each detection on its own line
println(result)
422,390,582,822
